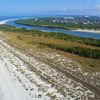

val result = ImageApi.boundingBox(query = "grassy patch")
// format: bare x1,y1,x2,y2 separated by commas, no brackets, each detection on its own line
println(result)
0,25,100,72
38,42,100,59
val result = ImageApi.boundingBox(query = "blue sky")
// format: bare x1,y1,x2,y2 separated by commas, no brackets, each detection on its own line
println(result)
0,0,100,16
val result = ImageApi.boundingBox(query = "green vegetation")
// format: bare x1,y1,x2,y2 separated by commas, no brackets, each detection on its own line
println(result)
0,24,100,60
15,18,100,30
0,25,100,48
39,42,100,59
15,19,73,30
0,24,100,72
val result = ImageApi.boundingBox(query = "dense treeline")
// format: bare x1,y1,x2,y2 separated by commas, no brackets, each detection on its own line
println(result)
39,42,100,59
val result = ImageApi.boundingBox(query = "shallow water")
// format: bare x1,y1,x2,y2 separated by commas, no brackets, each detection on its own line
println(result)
0,16,99,39
6,20,100,40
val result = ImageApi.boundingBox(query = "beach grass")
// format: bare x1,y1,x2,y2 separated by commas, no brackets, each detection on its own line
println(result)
0,27,100,73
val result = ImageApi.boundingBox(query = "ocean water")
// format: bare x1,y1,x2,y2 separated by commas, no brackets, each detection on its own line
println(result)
0,16,100,39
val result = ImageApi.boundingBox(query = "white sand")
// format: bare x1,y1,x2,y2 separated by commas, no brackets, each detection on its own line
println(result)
0,39,95,100
0,20,10,24
74,29,100,34
0,60,32,100
0,19,18,25
0,17,33,25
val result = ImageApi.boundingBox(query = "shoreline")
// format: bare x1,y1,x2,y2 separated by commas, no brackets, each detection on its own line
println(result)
0,19,18,25
73,29,100,34
0,20,11,25
1,18,100,34
15,21,100,34
0,17,34,25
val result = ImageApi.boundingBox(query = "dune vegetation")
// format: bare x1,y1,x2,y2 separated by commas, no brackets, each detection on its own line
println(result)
0,25,100,72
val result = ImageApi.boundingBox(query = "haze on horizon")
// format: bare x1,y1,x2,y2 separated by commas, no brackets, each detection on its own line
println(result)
0,0,100,16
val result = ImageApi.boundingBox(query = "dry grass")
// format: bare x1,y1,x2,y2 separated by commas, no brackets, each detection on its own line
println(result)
0,31,100,73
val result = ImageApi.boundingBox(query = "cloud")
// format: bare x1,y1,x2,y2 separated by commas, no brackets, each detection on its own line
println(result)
57,5,100,11
45,5,100,16
53,5,100,15
91,5,100,10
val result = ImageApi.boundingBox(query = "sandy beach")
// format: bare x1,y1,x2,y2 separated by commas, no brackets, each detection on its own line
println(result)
0,20,9,24
0,19,18,25
74,29,100,34
0,37,96,100
0,20,14,25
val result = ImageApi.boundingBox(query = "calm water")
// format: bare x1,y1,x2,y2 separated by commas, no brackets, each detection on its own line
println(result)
1,16,100,40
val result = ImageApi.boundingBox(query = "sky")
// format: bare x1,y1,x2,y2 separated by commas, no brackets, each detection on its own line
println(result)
0,0,100,16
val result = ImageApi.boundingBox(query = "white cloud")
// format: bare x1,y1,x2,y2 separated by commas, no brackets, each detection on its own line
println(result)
92,5,100,10
50,5,100,15
57,5,100,12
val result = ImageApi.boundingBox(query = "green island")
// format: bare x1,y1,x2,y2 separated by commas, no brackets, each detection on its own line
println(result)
0,24,100,72
15,18,100,30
